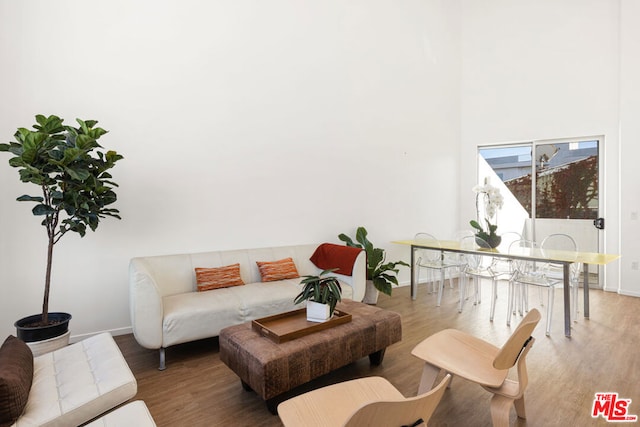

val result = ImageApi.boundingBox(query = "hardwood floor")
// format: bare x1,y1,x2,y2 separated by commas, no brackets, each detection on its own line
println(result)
114,281,640,426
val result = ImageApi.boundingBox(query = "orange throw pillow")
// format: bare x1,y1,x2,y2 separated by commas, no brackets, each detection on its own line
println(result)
195,263,245,291
256,257,300,282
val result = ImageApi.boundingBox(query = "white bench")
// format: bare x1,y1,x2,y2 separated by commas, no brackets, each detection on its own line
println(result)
85,401,156,426
13,333,137,427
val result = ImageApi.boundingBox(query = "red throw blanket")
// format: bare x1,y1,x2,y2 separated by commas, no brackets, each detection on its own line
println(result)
309,243,363,276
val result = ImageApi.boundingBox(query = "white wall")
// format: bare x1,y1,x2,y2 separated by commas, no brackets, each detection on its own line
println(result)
0,1,462,339
459,0,624,293
619,0,640,297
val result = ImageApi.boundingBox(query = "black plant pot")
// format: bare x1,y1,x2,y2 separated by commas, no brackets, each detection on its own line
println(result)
14,312,72,343
476,235,502,249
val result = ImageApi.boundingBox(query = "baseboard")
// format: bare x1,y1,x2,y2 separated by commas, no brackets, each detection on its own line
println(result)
69,326,133,344
618,289,640,298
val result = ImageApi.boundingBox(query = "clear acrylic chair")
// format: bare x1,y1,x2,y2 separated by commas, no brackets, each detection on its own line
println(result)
507,239,536,325
509,234,580,336
458,235,485,313
460,232,521,320
414,233,461,306
491,231,522,321
444,230,475,287
540,233,581,322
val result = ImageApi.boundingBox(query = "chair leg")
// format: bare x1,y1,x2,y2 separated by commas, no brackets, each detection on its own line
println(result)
572,280,579,322
458,275,467,313
538,287,544,306
490,394,514,427
417,362,443,394
425,269,433,294
450,267,457,289
436,271,445,306
518,283,528,315
431,270,437,294
430,271,434,295
514,396,527,419
159,348,166,371
516,282,527,319
507,281,513,326
490,278,497,322
545,288,554,336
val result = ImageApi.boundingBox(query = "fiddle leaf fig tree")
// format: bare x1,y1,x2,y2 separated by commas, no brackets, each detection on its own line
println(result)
0,114,123,326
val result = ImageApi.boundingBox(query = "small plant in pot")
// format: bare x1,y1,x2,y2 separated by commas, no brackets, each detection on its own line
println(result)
294,269,342,322
0,114,123,345
339,226,409,304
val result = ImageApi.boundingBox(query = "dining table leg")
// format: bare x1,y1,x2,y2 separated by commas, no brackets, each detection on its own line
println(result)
563,263,571,337
583,263,590,318
411,245,416,300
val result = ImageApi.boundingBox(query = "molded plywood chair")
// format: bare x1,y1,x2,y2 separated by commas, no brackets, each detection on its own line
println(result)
414,233,461,306
277,374,451,427
411,309,541,427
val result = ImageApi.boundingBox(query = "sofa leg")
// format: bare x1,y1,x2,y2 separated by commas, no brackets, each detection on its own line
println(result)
159,348,166,371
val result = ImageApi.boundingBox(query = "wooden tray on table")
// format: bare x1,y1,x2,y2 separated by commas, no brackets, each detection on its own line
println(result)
251,308,352,344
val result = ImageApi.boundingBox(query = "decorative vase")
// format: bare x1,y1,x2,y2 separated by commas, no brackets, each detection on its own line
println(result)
306,301,331,323
362,279,379,305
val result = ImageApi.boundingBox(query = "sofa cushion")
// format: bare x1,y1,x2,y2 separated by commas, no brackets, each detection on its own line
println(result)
0,335,33,426
162,288,246,346
230,278,354,320
195,263,245,291
256,257,299,282
230,279,302,320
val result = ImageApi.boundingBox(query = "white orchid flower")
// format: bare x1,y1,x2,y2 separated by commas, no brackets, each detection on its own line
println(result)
471,181,504,247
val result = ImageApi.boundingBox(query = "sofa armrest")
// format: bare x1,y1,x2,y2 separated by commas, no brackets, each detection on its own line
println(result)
332,250,366,302
129,259,164,350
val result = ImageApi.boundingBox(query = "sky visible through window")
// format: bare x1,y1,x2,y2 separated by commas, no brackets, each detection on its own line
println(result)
480,141,597,161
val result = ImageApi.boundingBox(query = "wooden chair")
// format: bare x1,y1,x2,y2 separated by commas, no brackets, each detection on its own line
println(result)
411,308,541,427
277,374,451,427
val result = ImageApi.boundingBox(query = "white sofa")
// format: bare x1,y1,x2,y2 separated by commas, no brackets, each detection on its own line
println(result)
13,333,138,427
129,243,366,370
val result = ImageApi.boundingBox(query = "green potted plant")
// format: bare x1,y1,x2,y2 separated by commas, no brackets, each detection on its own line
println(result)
0,114,123,347
338,226,409,304
294,269,342,322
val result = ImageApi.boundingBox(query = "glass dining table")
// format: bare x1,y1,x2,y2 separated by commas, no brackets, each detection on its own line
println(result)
393,238,620,337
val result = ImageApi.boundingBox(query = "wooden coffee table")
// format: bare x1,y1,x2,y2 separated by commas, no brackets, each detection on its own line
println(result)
219,299,402,413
